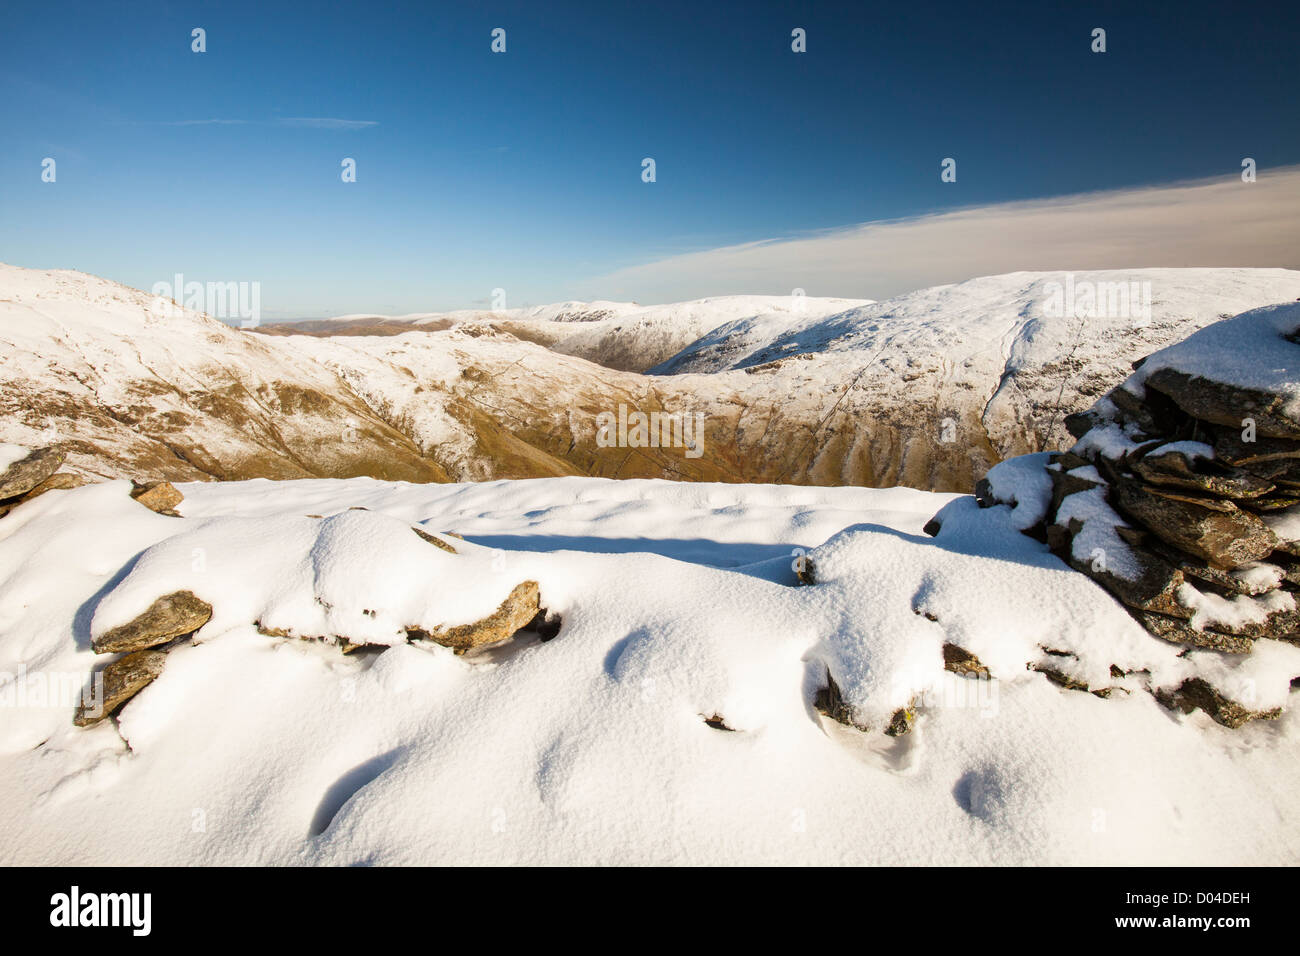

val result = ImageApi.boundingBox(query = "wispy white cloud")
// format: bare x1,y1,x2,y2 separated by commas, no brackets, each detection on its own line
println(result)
157,119,249,126
278,117,379,130
583,167,1300,303
144,117,377,129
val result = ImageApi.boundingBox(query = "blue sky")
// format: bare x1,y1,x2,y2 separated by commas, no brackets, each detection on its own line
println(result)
2,0,1298,317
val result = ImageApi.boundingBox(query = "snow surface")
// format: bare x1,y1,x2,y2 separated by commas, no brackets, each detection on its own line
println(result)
981,451,1054,530
0,263,414,481
1052,484,1148,583
91,511,517,647
1177,583,1297,634
1265,504,1300,545
1148,440,1215,461
1070,422,1144,461
652,269,1300,377
2,476,1298,865
247,268,1300,490
1234,563,1286,593
0,443,30,473
1130,301,1300,412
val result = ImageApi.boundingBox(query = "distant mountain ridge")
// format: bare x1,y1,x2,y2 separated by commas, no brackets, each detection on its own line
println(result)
2,263,1299,491
260,294,872,372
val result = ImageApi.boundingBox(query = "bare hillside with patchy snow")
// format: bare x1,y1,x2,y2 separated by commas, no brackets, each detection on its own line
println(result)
265,268,1300,490
3,264,1300,490
0,265,447,483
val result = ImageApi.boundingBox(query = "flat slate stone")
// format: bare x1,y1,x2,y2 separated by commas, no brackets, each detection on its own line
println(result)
411,526,458,554
1155,676,1280,729
1211,427,1300,466
1147,538,1281,596
1242,495,1300,513
130,481,184,514
0,471,88,518
1048,509,1191,619
0,447,65,501
1105,383,1189,438
92,590,213,654
1048,467,1103,518
1133,449,1274,499
1112,476,1277,569
414,580,541,655
1134,611,1254,654
1145,367,1300,440
74,649,169,727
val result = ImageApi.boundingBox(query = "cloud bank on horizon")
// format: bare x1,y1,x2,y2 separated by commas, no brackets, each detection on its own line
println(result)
582,167,1300,304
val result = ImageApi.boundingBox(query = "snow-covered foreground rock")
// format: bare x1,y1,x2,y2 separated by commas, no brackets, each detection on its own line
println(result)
2,474,1298,865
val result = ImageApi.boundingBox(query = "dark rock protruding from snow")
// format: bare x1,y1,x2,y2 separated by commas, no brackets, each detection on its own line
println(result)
0,446,65,500
411,580,542,655
74,649,169,727
1111,477,1277,568
92,590,213,654
0,446,92,519
1155,677,1281,730
130,480,184,515
1144,367,1300,440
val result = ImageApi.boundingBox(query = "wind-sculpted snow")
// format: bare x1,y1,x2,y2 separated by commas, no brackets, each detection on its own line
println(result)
1127,300,1300,418
1,476,1298,864
90,510,516,648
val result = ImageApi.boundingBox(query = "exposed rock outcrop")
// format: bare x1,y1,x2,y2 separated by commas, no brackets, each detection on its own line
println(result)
130,480,184,515
814,668,915,736
963,302,1300,726
943,643,990,678
1154,677,1281,730
411,580,542,655
0,446,89,518
0,446,65,500
74,649,169,727
92,591,213,654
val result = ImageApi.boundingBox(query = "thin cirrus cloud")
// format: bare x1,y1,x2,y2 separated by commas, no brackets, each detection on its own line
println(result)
278,117,378,130
149,117,377,129
583,166,1300,303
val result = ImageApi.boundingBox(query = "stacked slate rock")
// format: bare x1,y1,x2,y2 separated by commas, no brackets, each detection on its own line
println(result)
974,302,1300,725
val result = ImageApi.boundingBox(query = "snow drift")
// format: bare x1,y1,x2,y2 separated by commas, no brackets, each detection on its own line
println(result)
1,466,1298,864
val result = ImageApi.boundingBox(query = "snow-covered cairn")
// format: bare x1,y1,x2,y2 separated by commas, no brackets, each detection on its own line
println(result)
972,302,1300,727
